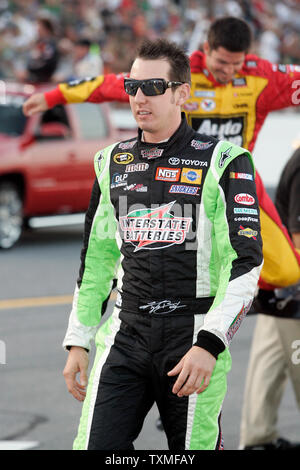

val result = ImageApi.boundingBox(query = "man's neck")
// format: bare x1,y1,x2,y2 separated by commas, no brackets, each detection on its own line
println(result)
141,133,169,143
142,118,182,144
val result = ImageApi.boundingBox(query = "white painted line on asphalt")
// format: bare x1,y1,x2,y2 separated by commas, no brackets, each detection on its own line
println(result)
0,440,39,450
28,213,85,229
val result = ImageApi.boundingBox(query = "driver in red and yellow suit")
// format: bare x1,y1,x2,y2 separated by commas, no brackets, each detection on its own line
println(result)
23,39,300,291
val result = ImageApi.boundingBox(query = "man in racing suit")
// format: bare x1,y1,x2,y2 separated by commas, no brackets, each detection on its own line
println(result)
62,38,263,450
23,16,300,291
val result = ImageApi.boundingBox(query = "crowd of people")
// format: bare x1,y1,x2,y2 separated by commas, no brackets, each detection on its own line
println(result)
1,0,300,83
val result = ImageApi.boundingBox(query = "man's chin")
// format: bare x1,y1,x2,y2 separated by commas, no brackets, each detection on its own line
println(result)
137,123,155,134
216,76,231,84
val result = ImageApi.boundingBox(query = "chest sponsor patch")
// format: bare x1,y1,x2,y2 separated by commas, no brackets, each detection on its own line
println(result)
125,163,149,172
169,157,208,167
232,77,247,87
155,167,181,182
200,98,216,111
123,183,147,192
168,157,180,165
234,193,255,205
183,101,199,111
119,201,192,251
230,172,253,181
113,153,134,164
192,116,245,147
191,139,214,151
169,185,199,195
141,148,164,159
111,173,128,188
119,140,137,150
181,168,202,184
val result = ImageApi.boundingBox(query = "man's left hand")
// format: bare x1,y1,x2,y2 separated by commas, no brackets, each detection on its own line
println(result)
167,346,216,397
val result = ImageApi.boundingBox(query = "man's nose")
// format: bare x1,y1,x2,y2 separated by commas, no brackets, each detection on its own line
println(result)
223,64,234,75
134,87,147,103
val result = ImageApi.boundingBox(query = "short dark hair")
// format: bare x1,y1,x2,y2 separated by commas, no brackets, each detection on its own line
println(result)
136,38,191,85
75,38,91,48
207,17,252,52
38,18,55,35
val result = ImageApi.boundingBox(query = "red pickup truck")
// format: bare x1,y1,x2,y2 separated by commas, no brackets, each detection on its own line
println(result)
0,82,136,249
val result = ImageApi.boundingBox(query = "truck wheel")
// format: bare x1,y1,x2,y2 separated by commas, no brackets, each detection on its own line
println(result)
0,182,24,249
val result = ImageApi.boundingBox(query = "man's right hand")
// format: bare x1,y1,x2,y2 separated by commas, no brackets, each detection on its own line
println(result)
63,346,89,402
22,93,48,116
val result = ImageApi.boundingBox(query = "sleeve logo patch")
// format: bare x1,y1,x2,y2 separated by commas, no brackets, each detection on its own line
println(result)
234,193,255,205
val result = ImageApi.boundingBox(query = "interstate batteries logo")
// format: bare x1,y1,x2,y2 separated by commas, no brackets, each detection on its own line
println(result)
119,201,192,251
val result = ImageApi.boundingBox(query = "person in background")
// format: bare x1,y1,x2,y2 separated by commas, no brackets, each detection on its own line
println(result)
16,17,59,83
240,144,300,450
52,38,103,83
72,39,103,79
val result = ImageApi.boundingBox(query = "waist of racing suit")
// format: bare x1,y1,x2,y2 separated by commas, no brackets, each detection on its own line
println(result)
116,291,214,316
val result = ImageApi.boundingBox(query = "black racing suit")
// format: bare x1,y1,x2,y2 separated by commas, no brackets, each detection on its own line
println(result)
63,115,263,450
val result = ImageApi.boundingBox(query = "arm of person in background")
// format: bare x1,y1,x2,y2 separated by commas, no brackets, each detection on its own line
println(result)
256,57,300,111
288,168,300,251
293,234,300,250
23,73,129,116
168,147,263,397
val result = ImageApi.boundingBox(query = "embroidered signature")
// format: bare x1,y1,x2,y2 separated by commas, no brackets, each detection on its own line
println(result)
139,300,186,314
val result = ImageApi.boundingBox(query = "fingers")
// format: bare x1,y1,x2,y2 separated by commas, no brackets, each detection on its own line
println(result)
23,99,37,116
167,358,184,377
173,370,211,397
175,371,199,397
22,94,48,116
172,368,189,396
63,347,89,402
168,358,213,397
63,368,87,402
80,370,88,388
195,374,211,394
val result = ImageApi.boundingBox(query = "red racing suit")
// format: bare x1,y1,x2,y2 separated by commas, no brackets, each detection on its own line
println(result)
44,51,300,289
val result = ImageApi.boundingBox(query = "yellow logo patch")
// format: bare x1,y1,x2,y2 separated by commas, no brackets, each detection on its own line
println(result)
181,168,202,185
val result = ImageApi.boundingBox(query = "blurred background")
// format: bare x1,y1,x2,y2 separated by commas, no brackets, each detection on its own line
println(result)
1,0,300,82
1,0,300,451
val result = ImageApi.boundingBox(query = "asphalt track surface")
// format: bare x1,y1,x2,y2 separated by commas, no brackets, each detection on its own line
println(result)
0,224,299,451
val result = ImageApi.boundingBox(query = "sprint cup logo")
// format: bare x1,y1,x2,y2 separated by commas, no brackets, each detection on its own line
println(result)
113,153,134,164
119,201,192,251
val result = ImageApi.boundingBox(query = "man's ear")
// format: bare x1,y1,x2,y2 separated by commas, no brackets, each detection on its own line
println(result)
177,83,191,106
203,41,210,55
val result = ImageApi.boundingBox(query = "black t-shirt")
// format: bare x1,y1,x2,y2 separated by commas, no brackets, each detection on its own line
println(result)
275,147,300,234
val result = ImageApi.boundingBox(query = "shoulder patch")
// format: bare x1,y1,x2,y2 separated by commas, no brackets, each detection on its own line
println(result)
246,60,257,68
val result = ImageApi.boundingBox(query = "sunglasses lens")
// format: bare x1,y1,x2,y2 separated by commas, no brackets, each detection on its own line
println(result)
124,79,167,96
143,79,165,96
124,80,139,96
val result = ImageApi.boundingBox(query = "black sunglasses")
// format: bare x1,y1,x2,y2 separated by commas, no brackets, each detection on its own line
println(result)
124,78,184,96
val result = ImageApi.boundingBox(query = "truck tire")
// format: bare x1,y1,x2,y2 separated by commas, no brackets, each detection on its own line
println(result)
0,181,24,249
